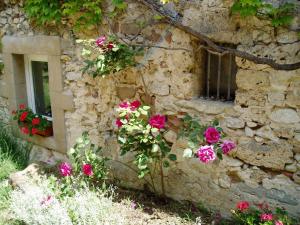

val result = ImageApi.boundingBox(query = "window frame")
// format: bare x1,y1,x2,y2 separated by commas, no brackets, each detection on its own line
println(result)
24,54,52,121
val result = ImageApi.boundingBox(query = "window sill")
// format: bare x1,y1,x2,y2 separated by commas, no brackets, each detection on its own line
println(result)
175,98,233,115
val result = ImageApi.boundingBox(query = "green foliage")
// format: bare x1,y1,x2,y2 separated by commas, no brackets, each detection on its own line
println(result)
78,36,142,77
24,0,62,26
0,62,4,75
0,122,31,170
62,0,103,29
24,0,127,29
231,0,296,28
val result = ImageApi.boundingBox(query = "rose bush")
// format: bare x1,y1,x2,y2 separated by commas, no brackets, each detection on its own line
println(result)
49,132,108,198
116,100,176,194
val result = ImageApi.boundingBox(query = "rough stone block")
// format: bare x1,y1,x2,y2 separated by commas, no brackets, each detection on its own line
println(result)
270,109,300,124
236,140,293,170
116,85,136,100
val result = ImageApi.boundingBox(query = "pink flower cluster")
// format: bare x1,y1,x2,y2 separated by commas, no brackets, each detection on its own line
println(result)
95,36,115,51
196,127,236,163
59,162,93,177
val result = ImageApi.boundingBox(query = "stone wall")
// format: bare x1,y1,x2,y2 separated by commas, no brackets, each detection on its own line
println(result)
1,0,300,217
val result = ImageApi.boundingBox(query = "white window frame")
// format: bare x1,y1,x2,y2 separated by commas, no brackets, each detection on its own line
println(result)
24,54,52,121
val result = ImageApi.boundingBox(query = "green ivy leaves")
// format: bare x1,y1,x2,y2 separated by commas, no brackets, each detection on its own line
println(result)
24,0,127,29
231,0,296,28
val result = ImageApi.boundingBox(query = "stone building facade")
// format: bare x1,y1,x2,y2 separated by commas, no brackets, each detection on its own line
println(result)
0,0,300,217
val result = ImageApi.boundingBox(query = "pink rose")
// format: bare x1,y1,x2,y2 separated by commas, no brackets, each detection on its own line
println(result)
260,213,273,221
204,127,220,144
149,114,166,129
119,101,129,109
59,162,72,177
41,195,53,206
95,36,106,47
82,164,93,176
130,100,141,111
197,145,216,163
236,201,250,211
221,140,236,154
275,221,284,225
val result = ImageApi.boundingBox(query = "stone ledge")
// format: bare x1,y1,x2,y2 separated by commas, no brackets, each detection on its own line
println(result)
175,99,233,115
2,35,61,56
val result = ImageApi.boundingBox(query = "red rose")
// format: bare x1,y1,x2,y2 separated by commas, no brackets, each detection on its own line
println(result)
116,118,123,128
149,114,166,130
32,118,41,126
107,42,114,49
19,104,26,110
236,201,250,211
31,128,39,135
20,126,29,135
82,164,93,176
204,127,220,144
19,111,28,122
130,100,141,111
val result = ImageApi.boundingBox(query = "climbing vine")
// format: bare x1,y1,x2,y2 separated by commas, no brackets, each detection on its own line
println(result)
24,0,127,28
77,35,142,77
231,0,296,27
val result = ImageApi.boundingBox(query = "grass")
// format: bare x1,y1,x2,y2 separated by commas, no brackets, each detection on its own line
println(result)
0,121,31,225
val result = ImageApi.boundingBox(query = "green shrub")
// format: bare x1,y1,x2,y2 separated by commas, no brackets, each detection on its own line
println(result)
0,122,31,172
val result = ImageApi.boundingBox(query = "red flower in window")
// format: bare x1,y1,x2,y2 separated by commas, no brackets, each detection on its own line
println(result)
32,118,41,126
20,127,29,135
31,128,39,135
19,111,28,122
19,104,26,110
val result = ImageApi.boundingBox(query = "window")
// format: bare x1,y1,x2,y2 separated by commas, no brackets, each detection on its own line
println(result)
202,48,237,101
25,55,52,119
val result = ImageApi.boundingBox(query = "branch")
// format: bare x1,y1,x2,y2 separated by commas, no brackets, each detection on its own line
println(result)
138,0,300,71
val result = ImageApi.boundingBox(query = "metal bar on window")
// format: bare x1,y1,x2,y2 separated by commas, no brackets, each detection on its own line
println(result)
206,52,211,98
227,54,232,101
216,54,221,100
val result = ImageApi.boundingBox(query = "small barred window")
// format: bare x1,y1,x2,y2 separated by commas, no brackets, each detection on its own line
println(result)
202,48,237,102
